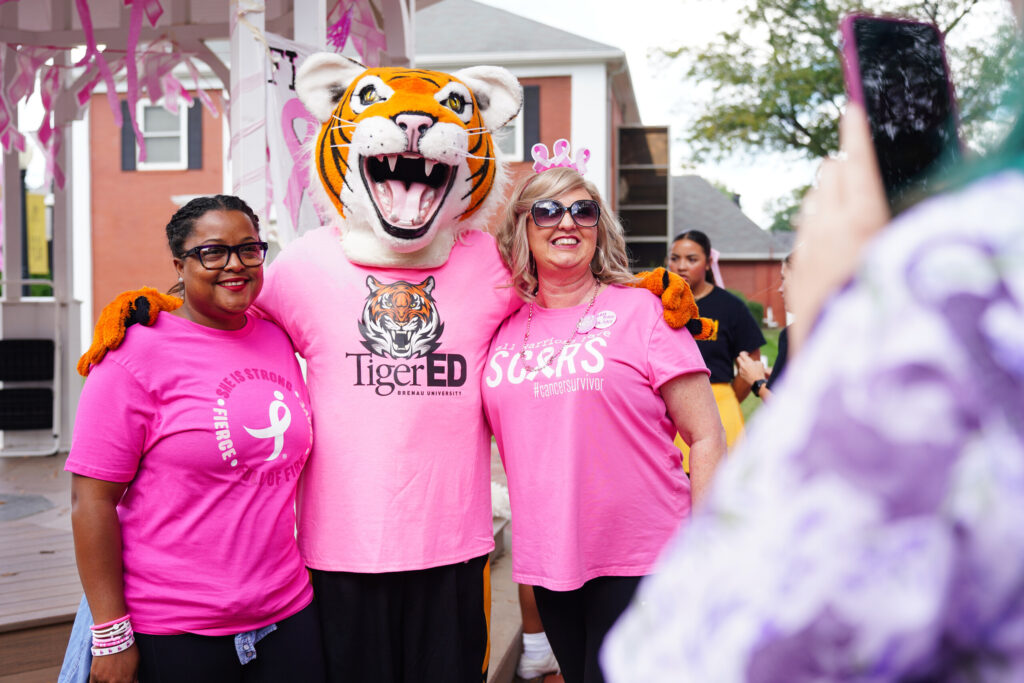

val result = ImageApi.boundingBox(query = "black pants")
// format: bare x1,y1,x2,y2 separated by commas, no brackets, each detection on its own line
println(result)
533,576,642,683
311,554,490,683
133,601,325,682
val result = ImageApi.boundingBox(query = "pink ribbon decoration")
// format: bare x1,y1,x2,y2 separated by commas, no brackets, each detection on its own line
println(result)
281,97,320,231
531,138,590,175
709,247,725,288
327,3,356,52
37,65,67,188
124,0,149,160
74,0,123,129
10,47,59,104
0,48,26,153
127,0,164,27
0,96,27,154
339,0,386,67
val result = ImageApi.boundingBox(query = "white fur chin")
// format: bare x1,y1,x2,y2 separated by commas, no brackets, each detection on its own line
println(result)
341,227,459,269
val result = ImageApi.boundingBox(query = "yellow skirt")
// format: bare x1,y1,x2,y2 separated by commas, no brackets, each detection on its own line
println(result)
675,382,744,473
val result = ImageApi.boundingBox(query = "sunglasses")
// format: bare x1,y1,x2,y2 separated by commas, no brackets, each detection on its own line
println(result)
530,199,601,228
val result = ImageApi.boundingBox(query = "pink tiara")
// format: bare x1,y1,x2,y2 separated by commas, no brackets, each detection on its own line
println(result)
531,139,590,175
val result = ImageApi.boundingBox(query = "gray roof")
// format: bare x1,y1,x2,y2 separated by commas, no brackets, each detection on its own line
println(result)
415,0,622,62
672,176,786,260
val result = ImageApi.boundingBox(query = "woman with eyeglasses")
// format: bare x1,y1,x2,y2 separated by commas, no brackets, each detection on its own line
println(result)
66,195,325,682
482,166,726,683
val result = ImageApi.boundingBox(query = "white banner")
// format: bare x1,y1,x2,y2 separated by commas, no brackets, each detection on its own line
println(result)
265,32,323,247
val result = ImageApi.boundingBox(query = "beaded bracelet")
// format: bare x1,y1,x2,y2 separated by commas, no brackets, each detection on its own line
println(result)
90,614,135,656
92,638,135,657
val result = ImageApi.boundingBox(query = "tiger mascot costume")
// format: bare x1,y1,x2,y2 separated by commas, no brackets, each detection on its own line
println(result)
79,54,705,683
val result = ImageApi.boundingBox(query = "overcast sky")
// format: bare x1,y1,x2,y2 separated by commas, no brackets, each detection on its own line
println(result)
472,0,817,227
474,0,1013,227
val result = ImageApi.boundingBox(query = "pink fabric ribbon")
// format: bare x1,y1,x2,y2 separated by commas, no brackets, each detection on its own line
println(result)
281,98,319,231
328,0,387,65
327,3,356,51
709,247,725,288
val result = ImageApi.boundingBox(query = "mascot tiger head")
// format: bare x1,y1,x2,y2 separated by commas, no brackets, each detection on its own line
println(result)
296,54,523,269
358,275,444,359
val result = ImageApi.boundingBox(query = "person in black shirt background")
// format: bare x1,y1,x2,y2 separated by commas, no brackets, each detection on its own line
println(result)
669,231,765,467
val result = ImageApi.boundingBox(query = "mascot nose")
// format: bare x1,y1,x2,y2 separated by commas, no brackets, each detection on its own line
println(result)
395,113,435,153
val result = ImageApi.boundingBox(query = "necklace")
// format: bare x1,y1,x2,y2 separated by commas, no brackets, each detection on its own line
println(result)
518,279,600,373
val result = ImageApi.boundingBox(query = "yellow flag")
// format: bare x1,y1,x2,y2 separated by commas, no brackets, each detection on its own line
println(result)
26,193,48,276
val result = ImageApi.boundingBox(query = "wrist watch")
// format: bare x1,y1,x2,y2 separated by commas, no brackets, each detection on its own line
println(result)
751,379,768,398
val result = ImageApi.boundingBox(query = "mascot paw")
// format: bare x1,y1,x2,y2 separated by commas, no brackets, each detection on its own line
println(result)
631,268,716,339
77,287,182,376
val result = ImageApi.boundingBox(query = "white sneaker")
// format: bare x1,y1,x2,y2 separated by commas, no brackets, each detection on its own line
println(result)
516,649,560,679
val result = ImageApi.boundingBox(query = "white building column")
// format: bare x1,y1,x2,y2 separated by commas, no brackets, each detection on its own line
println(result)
230,1,267,213
570,63,609,198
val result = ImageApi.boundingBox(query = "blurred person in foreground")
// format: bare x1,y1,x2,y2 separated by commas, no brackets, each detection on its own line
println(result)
601,2,1024,679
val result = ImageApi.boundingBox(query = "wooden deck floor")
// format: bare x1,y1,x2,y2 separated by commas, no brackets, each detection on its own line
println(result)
0,454,79,681
0,449,524,682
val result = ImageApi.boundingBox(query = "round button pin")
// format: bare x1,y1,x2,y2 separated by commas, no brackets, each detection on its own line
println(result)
594,310,616,329
577,314,597,333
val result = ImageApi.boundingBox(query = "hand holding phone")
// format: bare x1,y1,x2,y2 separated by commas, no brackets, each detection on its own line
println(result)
840,14,961,209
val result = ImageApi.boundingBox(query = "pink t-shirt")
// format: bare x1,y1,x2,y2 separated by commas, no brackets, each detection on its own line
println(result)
65,313,314,635
257,227,519,572
481,285,709,590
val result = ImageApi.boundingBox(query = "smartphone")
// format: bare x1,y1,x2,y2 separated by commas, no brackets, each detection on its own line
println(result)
840,15,961,209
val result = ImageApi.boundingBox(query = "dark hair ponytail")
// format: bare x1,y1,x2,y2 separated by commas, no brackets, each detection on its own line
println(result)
167,195,260,295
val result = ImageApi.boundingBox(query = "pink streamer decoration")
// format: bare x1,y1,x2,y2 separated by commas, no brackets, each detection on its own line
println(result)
128,0,164,26
124,0,148,161
74,0,123,129
182,59,218,116
327,0,386,65
10,47,58,103
0,0,218,190
327,4,355,52
0,48,27,154
281,98,319,231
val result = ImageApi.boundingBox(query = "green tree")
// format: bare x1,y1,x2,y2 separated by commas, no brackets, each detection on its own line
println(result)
667,0,1020,224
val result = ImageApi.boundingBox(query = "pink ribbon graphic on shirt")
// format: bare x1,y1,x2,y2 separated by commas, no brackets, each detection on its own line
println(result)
245,391,292,461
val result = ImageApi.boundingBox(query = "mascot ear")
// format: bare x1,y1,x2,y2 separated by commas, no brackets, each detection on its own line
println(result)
296,53,367,123
453,66,523,133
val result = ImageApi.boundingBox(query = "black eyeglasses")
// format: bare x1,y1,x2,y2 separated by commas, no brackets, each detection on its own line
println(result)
181,242,269,269
530,199,600,228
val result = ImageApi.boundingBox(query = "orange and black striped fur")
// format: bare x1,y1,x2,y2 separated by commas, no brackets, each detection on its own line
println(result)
295,55,523,268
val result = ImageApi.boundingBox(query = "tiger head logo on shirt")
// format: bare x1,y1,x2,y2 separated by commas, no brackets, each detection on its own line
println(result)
358,276,444,359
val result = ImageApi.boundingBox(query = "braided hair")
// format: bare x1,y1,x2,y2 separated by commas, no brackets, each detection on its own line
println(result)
167,195,260,295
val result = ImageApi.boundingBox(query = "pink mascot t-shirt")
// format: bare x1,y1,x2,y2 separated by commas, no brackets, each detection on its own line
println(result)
482,285,709,590
66,312,314,635
257,227,519,572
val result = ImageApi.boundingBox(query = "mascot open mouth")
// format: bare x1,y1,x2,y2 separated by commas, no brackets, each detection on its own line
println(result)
362,155,455,240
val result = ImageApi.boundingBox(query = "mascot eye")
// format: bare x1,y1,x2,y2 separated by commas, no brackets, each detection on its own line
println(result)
359,85,380,106
434,82,474,124
443,93,466,114
350,76,394,115
380,293,393,308
410,295,423,308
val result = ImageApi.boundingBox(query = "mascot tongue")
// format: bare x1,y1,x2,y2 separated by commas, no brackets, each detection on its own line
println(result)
376,179,436,228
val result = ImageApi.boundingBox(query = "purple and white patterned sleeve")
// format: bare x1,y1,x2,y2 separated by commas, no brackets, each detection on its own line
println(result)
602,171,1024,683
